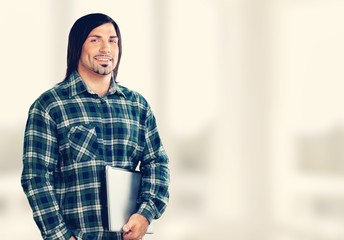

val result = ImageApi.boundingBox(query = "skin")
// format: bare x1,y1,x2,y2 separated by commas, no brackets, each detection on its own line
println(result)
77,22,119,96
122,213,149,240
68,22,149,240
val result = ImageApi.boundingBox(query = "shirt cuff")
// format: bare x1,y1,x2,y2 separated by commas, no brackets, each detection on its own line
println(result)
137,202,155,224
42,224,72,240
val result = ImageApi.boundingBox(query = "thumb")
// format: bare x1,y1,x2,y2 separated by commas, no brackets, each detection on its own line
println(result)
122,221,132,233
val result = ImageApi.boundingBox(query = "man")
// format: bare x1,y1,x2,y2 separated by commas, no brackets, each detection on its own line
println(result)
21,13,170,240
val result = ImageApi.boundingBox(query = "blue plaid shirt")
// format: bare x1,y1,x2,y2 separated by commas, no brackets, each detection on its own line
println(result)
21,71,170,240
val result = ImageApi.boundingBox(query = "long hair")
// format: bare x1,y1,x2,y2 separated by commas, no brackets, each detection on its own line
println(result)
64,13,122,81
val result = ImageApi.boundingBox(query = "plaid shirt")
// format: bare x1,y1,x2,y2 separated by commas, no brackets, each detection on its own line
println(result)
21,71,170,240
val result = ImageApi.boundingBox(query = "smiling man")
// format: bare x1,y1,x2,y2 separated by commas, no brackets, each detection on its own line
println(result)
77,22,119,97
21,13,170,240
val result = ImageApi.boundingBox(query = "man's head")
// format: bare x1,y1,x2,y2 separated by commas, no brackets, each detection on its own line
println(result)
65,13,122,80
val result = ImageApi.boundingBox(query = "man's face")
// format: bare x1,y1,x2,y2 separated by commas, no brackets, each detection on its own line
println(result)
78,22,119,76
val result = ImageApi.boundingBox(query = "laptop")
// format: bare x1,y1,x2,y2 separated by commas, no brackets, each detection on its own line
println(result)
105,165,154,234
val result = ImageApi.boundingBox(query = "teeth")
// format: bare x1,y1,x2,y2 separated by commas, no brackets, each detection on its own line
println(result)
95,56,112,61
96,58,111,61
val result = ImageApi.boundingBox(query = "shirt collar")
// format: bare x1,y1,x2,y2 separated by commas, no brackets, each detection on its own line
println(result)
108,78,126,98
68,71,126,98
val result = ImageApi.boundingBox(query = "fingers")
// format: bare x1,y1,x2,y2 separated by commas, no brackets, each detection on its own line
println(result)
122,213,149,240
122,228,144,240
122,223,131,233
123,232,143,240
122,223,139,240
122,222,142,239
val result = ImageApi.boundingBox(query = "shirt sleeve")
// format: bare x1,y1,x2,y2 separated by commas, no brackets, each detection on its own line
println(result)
137,107,170,223
21,100,72,240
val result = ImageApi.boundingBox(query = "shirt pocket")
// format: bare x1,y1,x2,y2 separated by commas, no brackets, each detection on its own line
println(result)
68,124,99,163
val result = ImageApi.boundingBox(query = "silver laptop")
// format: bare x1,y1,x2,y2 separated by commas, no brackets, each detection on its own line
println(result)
105,165,154,234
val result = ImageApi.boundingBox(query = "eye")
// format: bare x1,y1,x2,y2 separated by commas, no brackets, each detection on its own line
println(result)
109,39,118,44
90,38,98,43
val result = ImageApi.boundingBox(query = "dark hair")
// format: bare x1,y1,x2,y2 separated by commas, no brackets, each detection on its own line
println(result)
64,13,122,81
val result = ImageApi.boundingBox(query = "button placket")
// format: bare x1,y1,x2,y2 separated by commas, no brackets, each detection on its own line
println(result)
99,97,114,164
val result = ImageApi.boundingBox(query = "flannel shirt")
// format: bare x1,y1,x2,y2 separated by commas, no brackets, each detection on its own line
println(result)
21,71,170,240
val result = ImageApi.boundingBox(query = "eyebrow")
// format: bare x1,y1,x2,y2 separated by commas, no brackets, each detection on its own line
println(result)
88,35,118,39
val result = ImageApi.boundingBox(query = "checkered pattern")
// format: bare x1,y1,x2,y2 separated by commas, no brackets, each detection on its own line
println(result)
21,71,170,240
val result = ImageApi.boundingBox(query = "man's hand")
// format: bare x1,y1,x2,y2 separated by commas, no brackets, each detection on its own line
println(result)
122,213,149,240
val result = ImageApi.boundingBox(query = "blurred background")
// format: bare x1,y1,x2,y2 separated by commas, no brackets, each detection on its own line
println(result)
1,0,344,239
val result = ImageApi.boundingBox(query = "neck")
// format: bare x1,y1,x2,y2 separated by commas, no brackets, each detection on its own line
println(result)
77,68,112,97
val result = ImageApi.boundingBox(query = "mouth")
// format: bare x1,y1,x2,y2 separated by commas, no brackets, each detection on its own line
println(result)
94,55,113,64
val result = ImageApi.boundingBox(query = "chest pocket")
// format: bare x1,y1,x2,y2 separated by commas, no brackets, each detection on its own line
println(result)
68,124,99,163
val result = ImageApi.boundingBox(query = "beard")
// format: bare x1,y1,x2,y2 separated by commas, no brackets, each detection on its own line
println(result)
79,57,117,76
91,61,114,75
79,55,118,77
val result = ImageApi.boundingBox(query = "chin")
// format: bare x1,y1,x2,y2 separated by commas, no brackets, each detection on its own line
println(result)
94,69,112,76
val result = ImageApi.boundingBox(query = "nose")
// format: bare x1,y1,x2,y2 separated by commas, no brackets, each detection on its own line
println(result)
100,41,110,53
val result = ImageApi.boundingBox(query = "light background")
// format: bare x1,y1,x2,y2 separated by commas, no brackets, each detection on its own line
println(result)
1,0,344,239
